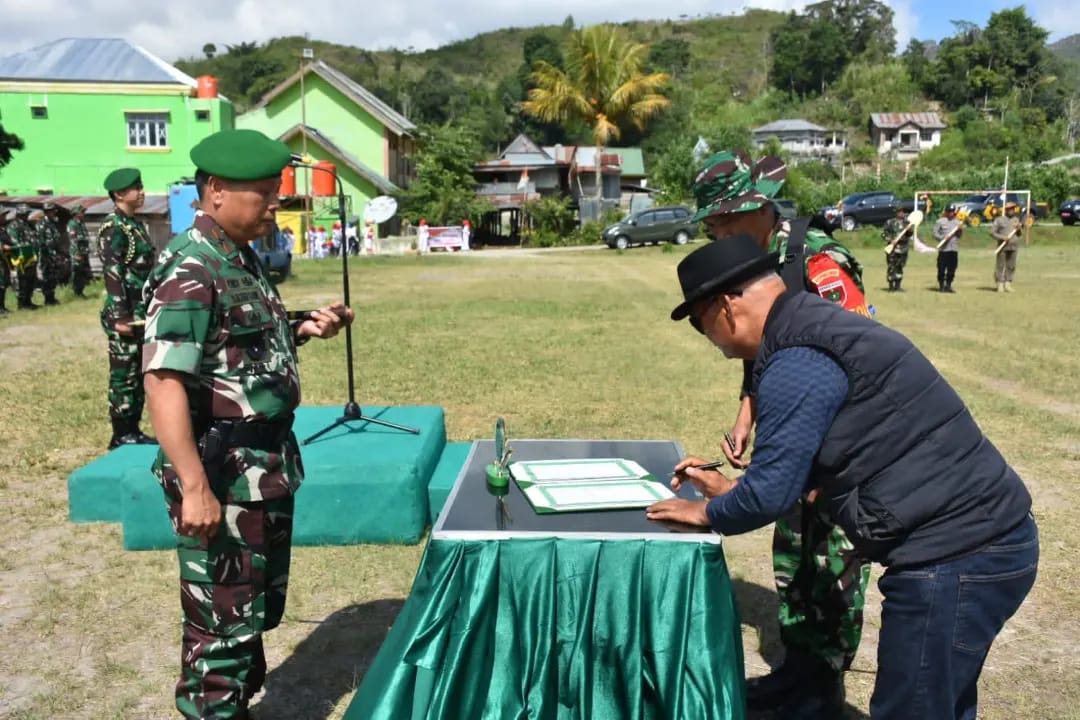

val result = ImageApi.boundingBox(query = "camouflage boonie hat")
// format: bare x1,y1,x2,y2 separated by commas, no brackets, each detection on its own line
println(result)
43,201,57,211
15,203,29,215
691,149,787,222
72,204,86,214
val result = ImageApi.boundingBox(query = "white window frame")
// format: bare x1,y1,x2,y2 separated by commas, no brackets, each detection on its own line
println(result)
126,111,169,149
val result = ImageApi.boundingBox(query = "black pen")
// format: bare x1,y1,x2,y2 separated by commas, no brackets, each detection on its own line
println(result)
674,459,725,475
723,432,737,453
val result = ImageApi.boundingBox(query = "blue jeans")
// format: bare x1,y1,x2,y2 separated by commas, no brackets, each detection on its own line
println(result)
870,514,1038,720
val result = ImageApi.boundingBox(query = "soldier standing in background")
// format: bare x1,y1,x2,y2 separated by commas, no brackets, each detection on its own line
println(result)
142,128,353,720
991,202,1023,293
933,204,963,293
68,204,93,297
8,204,38,310
881,206,912,292
100,167,157,449
36,202,63,306
0,211,12,316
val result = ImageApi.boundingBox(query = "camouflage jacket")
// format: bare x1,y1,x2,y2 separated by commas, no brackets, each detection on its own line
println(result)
881,217,911,252
99,210,155,325
68,219,90,258
6,219,35,252
36,218,62,261
142,211,303,503
770,220,865,292
990,215,1021,250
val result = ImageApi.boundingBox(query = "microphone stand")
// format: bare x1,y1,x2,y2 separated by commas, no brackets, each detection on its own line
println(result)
294,158,419,444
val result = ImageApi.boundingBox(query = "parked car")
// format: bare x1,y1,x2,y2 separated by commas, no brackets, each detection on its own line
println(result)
1059,199,1080,226
602,206,698,249
773,198,798,221
251,224,292,281
829,191,925,232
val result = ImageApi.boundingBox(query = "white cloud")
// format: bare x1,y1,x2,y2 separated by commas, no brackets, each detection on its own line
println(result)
890,0,919,51
1027,0,1080,42
0,0,822,61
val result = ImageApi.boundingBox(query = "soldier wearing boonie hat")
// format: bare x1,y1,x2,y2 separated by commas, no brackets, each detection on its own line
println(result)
34,201,63,306
141,129,354,720
7,203,37,309
687,148,871,718
67,204,92,297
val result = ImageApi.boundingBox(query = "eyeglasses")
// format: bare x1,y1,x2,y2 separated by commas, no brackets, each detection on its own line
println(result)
687,290,742,335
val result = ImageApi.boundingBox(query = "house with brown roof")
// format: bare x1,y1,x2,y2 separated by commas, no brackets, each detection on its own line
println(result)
869,113,948,158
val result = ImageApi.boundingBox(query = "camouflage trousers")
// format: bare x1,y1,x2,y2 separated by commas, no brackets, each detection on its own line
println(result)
773,500,871,672
15,265,35,305
885,250,908,284
0,255,9,292
169,495,295,720
71,255,92,295
103,327,144,422
37,254,58,300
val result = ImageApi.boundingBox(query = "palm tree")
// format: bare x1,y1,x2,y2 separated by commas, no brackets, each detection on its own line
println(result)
522,25,671,200
0,123,24,168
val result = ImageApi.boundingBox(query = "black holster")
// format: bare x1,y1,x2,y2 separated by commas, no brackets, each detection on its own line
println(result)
196,415,297,489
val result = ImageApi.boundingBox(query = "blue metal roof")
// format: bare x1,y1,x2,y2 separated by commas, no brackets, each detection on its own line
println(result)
0,38,197,86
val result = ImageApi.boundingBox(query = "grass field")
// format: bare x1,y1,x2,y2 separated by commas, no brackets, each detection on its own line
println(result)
1,227,1078,719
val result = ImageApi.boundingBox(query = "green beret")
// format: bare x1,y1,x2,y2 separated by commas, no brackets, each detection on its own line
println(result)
104,167,142,193
190,129,292,181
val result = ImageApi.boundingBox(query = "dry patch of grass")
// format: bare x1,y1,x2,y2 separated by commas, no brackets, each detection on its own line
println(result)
0,242,1076,718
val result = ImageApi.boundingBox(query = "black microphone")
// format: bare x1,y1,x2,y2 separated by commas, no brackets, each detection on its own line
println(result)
290,153,315,166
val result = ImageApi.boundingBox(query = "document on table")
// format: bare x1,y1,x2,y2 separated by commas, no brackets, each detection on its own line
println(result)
509,458,675,513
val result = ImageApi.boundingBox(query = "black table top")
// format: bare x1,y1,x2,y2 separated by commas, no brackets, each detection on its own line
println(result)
432,439,718,540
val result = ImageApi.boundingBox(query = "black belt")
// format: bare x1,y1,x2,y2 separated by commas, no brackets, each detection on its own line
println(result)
196,414,296,453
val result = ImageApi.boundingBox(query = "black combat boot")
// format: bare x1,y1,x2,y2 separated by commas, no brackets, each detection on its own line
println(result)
44,293,60,306
129,419,158,445
0,290,9,316
746,650,825,711
774,665,846,720
945,283,956,293
108,418,155,449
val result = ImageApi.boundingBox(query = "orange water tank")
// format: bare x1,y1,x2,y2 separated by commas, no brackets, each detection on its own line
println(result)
280,165,296,196
196,75,219,99
312,160,337,196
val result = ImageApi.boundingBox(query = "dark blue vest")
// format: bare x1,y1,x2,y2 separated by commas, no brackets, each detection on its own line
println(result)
752,291,1031,567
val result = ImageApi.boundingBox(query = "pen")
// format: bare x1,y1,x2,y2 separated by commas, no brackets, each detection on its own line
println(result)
674,459,725,475
723,432,737,453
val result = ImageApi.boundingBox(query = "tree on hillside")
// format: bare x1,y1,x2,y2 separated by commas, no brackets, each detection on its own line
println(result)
522,24,671,196
647,38,691,77
0,123,24,168
399,124,493,225
202,43,216,59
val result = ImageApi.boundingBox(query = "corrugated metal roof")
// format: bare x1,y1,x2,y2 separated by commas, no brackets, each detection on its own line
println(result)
0,194,170,217
541,144,577,164
605,148,646,176
278,124,399,194
248,61,414,137
0,38,197,86
869,112,947,129
753,119,828,134
572,147,621,174
476,153,555,169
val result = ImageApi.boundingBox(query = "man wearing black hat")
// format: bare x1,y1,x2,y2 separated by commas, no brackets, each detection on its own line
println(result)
99,168,157,449
649,236,1038,720
142,128,353,720
933,205,963,293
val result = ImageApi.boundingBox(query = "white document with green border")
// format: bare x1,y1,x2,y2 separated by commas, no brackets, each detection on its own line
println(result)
509,458,675,513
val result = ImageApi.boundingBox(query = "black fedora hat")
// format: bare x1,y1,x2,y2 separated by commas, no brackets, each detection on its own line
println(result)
670,234,780,321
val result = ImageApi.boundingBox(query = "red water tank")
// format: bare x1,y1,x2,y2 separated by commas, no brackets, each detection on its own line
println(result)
280,165,296,196
196,75,219,99
312,160,336,196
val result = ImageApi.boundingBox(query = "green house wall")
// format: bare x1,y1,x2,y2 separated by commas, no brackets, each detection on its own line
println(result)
284,135,381,230
237,74,388,182
0,88,233,196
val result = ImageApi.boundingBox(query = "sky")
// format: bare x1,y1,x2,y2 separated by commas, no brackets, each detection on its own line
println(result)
0,1,1073,64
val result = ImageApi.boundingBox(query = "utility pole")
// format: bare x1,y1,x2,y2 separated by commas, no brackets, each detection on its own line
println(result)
300,48,313,240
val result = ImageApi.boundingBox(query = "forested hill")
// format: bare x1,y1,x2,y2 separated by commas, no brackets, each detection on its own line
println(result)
175,5,1079,179
1050,33,1080,64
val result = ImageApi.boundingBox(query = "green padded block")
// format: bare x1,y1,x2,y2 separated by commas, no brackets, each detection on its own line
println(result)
119,405,448,550
428,442,474,524
121,467,174,551
68,444,159,522
292,405,446,545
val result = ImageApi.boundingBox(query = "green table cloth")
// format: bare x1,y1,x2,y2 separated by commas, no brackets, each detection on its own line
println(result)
345,439,746,719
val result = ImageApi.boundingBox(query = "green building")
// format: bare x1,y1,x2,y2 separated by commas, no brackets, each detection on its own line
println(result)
0,38,234,196
237,60,415,233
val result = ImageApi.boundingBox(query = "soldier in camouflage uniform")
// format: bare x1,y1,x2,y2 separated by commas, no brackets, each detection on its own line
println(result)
142,129,353,720
35,202,63,306
991,202,1022,292
100,168,158,449
0,211,13,316
7,205,38,310
68,204,93,297
686,149,871,719
881,206,913,292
